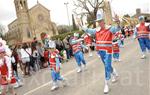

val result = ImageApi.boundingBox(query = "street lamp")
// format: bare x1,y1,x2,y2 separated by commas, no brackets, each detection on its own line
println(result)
64,2,71,32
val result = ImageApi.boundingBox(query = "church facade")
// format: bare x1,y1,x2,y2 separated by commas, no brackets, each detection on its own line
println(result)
5,0,58,45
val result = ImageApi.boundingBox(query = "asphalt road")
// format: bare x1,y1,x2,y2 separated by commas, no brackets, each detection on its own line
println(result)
15,38,150,95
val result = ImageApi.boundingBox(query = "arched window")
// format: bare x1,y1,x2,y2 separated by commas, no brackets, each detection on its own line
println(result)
24,1,27,9
15,1,19,10
20,1,23,9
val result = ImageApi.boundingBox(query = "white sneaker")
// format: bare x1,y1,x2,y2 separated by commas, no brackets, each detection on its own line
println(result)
141,55,146,59
118,59,121,62
111,74,117,83
18,80,24,87
89,53,93,57
51,82,59,91
77,67,82,73
104,81,109,94
113,59,117,62
114,68,119,76
16,79,23,87
14,82,20,88
51,85,59,91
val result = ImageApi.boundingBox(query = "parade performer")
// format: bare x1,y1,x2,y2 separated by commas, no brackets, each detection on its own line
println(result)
82,13,119,94
82,33,93,56
46,40,66,91
70,33,88,73
0,38,17,95
134,16,150,59
112,39,121,62
114,31,125,47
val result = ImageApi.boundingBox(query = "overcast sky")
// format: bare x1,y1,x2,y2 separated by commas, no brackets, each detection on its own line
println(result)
0,0,149,30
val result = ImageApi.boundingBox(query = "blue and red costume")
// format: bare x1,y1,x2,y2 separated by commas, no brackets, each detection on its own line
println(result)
84,34,92,46
47,50,63,82
112,41,120,60
83,26,120,80
134,22,150,53
70,36,87,68
113,31,124,47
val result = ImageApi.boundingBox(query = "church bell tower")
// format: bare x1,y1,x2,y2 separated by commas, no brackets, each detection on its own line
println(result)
14,0,32,42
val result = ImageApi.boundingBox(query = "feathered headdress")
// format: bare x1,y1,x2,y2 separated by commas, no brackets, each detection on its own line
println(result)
0,38,12,56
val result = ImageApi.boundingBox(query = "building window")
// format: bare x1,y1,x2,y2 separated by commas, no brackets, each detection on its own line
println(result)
24,1,27,9
20,1,23,9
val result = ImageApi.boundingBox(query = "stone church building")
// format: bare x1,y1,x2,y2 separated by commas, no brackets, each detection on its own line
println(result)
5,0,58,45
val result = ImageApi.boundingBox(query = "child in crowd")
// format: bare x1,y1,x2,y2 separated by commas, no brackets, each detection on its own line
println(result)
46,40,67,91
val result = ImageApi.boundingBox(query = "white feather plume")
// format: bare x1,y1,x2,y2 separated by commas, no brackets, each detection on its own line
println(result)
0,38,12,56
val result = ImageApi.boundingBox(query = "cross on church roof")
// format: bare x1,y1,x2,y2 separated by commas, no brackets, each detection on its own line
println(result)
37,0,39,4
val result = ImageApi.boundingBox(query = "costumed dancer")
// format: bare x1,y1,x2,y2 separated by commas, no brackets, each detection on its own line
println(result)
46,40,66,91
70,33,88,73
112,39,121,62
129,27,134,36
114,31,125,47
41,33,50,67
124,26,129,37
82,13,120,94
133,16,150,59
0,38,17,95
82,33,93,56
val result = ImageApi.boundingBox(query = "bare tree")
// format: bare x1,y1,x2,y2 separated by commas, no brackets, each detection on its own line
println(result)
73,0,104,28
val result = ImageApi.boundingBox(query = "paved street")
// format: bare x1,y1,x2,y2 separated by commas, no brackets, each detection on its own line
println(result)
16,38,149,95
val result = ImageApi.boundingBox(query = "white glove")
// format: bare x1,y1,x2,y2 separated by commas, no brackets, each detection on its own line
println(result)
82,25,87,31
133,35,136,39
85,46,88,50
78,38,84,42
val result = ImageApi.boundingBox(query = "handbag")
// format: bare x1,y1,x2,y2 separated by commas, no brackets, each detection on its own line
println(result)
24,49,35,67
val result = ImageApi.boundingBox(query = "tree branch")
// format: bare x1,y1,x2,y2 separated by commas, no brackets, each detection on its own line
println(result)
98,0,104,6
87,0,95,8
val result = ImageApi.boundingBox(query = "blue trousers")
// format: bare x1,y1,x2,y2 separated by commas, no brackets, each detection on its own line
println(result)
113,53,119,59
65,49,70,59
138,38,150,52
74,51,86,67
51,69,63,82
98,50,113,80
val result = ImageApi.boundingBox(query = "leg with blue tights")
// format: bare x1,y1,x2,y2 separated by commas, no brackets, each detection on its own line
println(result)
74,52,81,67
113,53,119,60
138,38,147,53
56,72,64,81
104,53,113,80
98,51,105,64
113,53,116,60
98,51,114,93
98,51,113,80
79,51,86,65
51,70,57,82
144,38,150,52
51,69,59,90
